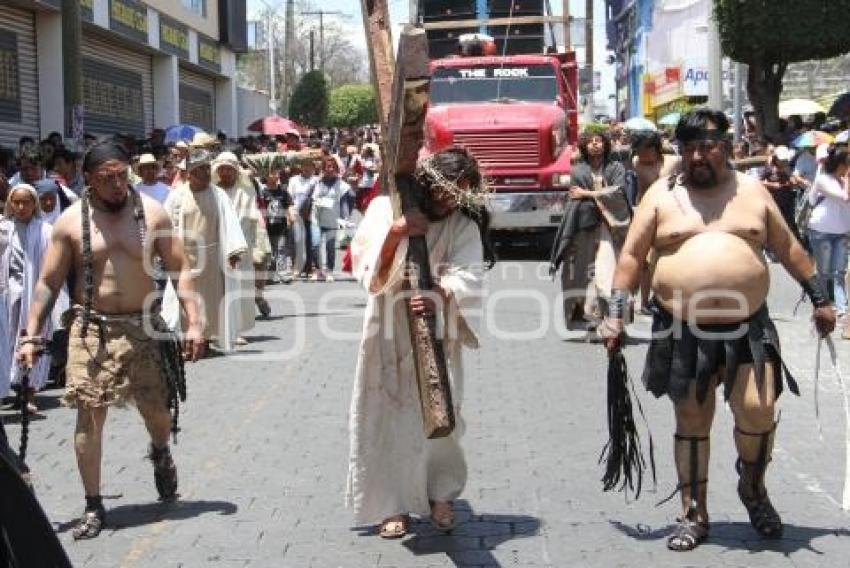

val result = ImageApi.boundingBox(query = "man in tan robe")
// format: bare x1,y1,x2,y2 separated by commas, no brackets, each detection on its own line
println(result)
212,152,272,325
163,150,247,352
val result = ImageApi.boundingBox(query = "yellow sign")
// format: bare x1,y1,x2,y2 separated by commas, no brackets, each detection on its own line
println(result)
161,22,189,53
111,0,147,35
199,42,220,65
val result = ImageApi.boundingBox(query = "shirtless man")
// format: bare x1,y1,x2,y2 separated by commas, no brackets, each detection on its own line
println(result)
631,130,680,313
601,109,835,551
17,141,205,540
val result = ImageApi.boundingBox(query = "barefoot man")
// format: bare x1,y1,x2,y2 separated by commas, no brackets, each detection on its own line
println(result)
17,141,205,540
600,109,835,551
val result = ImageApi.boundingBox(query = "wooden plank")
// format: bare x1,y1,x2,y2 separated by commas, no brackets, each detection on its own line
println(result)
359,0,395,132
422,15,568,31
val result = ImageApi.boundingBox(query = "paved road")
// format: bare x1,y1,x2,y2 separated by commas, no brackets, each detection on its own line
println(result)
5,260,850,567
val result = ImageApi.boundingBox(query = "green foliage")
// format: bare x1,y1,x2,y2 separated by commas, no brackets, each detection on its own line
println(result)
714,1,850,64
327,84,378,128
288,71,329,127
582,122,610,137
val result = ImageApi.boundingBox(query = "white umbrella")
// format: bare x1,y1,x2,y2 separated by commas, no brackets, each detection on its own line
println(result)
779,99,825,117
623,117,657,132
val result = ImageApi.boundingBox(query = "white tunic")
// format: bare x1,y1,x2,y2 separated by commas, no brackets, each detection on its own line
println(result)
345,196,484,525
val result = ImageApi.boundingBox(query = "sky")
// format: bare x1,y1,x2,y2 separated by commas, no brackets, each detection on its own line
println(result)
247,0,615,114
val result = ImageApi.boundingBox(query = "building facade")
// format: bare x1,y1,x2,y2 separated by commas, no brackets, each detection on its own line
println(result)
0,0,247,149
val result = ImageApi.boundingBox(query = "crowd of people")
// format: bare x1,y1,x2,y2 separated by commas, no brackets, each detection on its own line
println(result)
0,126,384,413
1,105,848,555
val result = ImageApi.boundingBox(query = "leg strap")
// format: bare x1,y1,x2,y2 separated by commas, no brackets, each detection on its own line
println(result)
734,422,783,539
657,434,709,509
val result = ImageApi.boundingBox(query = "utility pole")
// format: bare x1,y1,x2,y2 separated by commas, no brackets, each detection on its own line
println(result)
563,0,570,50
309,29,315,71
62,0,83,143
302,10,345,70
584,0,594,123
283,0,295,114
733,62,743,142
268,11,277,114
708,13,723,110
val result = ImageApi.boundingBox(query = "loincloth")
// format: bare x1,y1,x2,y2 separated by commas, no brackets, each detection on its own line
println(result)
62,306,170,410
642,300,798,403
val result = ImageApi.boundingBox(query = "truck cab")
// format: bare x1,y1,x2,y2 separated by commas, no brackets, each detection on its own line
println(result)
424,47,579,244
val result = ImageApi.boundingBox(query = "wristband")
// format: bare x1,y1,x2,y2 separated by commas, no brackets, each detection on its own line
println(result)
18,336,45,347
608,288,630,320
801,275,830,308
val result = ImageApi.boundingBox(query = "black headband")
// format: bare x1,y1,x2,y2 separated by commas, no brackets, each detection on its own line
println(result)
83,142,129,173
678,128,727,144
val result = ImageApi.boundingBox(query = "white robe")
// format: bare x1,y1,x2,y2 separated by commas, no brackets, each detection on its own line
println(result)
0,217,65,394
218,175,272,334
345,196,484,525
162,185,248,352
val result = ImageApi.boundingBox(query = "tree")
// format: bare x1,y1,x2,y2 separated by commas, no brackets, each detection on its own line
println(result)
288,70,329,127
714,1,850,142
327,84,378,128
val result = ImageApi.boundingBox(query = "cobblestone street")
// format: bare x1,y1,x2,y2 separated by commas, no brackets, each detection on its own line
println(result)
6,260,850,567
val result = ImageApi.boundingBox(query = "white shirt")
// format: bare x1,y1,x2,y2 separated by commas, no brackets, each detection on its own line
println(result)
287,174,317,210
808,173,850,235
136,181,170,204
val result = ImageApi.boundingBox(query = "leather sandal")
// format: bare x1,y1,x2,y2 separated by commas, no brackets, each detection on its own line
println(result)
430,501,456,532
72,506,106,540
667,514,709,551
379,515,409,539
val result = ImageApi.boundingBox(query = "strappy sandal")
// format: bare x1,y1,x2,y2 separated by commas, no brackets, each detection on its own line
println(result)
430,501,456,532
667,514,709,551
72,506,106,540
735,424,783,539
149,444,178,502
379,515,409,539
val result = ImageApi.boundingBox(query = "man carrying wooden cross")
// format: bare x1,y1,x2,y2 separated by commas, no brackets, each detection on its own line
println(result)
345,145,495,538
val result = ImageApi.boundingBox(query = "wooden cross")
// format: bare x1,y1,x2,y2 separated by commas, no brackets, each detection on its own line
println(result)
359,2,454,438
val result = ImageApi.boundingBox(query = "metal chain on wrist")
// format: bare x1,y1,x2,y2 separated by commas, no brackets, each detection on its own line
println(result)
609,288,630,320
80,189,94,338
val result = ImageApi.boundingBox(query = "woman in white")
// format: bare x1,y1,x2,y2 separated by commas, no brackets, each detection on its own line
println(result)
807,146,850,325
346,147,494,538
0,184,64,412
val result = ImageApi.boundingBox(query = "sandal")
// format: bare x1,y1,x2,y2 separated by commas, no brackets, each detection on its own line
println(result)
666,514,709,551
149,444,178,502
735,424,783,539
430,501,456,532
72,506,106,540
379,515,409,539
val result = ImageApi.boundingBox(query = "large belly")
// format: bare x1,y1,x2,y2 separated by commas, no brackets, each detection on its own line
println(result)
653,232,769,323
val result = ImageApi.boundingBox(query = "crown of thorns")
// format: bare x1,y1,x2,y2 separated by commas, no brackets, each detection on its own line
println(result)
415,153,493,213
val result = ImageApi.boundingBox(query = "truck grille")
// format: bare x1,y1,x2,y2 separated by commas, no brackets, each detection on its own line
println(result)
453,130,541,168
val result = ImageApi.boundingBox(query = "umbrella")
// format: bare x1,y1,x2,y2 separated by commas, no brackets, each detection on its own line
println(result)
792,130,835,148
829,92,850,120
779,98,825,117
247,116,302,136
623,117,656,132
836,130,850,144
658,112,681,126
163,124,205,145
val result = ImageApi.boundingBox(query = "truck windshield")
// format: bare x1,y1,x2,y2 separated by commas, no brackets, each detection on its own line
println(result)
430,64,558,104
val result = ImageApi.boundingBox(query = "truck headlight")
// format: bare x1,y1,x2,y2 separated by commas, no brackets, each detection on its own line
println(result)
552,173,571,187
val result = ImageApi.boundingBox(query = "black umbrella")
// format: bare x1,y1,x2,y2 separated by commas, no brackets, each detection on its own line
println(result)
828,92,850,119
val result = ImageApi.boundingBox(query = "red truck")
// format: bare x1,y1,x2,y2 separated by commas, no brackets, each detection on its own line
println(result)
424,45,579,247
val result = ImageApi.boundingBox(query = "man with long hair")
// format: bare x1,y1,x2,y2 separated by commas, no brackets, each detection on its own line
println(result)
346,146,494,539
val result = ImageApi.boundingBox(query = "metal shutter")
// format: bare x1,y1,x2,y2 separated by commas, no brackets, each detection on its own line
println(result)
81,32,153,137
179,65,216,132
0,7,39,149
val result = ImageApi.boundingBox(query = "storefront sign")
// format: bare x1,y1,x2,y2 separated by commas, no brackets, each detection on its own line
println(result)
109,0,149,44
0,31,21,123
160,15,190,59
81,0,94,22
682,60,709,97
198,36,221,72
179,83,214,132
82,58,145,136
644,66,683,108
